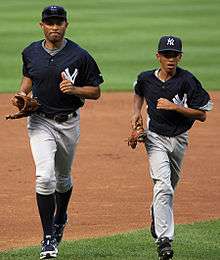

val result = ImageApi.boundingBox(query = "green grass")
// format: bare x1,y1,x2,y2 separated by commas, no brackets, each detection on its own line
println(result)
0,0,220,92
0,220,219,259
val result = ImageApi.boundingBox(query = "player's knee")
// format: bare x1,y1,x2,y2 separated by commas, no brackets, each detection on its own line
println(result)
56,176,72,193
154,179,174,197
36,175,56,195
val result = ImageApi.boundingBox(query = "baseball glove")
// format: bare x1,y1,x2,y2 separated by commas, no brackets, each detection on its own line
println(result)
128,119,146,149
5,93,40,120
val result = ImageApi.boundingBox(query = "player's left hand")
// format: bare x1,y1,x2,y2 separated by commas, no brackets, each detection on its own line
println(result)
60,72,77,94
157,98,177,110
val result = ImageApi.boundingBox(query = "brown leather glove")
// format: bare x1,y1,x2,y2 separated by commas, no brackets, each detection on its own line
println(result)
128,120,146,149
6,93,40,120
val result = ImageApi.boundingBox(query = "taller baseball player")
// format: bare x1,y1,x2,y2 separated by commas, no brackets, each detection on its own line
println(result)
130,35,212,259
15,6,103,259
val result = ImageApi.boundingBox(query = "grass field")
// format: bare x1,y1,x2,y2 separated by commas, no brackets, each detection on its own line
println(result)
0,220,219,259
0,0,220,92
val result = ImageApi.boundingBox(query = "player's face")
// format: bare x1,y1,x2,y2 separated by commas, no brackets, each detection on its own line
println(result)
40,18,68,44
156,51,182,73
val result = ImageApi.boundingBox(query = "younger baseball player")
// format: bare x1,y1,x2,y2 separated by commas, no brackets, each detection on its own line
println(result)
16,5,103,259
130,35,212,259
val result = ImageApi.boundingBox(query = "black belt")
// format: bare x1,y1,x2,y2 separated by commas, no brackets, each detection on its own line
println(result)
36,111,77,123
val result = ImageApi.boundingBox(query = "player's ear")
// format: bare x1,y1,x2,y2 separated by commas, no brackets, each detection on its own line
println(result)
156,53,160,61
39,22,43,29
178,53,182,61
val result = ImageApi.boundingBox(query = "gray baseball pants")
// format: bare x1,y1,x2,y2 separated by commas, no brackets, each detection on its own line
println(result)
145,130,188,241
27,111,80,195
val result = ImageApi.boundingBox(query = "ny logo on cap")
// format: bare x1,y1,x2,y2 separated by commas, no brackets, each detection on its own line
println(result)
167,38,175,46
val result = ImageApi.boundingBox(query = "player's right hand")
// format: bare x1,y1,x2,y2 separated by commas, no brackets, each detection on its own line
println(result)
131,114,143,129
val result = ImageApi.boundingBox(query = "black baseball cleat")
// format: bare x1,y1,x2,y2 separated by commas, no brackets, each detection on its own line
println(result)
40,235,58,259
157,237,174,260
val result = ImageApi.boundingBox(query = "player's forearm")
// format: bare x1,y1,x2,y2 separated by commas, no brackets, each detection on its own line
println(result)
60,79,101,99
130,94,144,128
133,94,144,115
19,76,32,95
157,97,206,122
71,86,101,100
175,105,206,122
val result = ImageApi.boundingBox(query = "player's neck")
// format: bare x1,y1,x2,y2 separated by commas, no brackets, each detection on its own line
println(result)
158,68,176,82
44,39,65,50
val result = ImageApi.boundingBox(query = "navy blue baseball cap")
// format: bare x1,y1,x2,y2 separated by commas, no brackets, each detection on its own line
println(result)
42,5,67,21
158,35,182,53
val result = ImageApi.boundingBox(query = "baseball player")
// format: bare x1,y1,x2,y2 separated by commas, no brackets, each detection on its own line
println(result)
16,6,103,259
131,35,212,259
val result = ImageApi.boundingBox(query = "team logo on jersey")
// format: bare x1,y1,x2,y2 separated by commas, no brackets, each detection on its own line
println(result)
62,67,85,104
63,68,78,84
167,38,175,46
172,94,188,107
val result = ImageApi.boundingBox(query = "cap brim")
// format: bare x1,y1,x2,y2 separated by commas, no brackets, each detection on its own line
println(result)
158,49,182,53
42,15,66,21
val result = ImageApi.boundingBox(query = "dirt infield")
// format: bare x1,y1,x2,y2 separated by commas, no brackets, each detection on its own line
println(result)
0,92,219,251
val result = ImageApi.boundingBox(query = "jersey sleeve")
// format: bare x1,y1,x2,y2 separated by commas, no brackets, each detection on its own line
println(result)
134,74,144,96
80,53,104,86
187,76,213,111
22,51,31,78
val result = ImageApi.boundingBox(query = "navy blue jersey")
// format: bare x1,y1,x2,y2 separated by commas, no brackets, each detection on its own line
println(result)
22,39,104,115
134,67,212,137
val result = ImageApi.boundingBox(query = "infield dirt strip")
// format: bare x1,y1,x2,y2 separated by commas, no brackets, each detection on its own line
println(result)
0,92,219,251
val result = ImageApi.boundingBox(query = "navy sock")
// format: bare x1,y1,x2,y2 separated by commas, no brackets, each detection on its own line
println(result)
54,187,73,224
36,193,55,238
